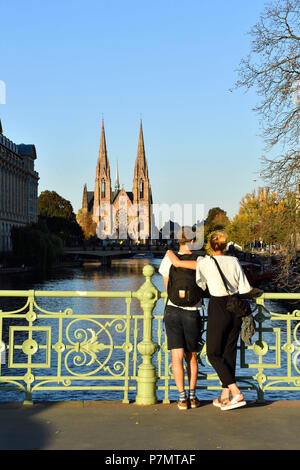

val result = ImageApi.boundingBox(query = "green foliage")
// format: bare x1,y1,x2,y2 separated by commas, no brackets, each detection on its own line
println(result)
38,191,76,221
204,207,230,243
39,215,83,246
38,190,83,246
77,209,96,239
11,223,64,274
225,188,298,251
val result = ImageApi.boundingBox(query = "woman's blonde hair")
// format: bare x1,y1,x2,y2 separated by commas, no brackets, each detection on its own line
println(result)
209,231,228,252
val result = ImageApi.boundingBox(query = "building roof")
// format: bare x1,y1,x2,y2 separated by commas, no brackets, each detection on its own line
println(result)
112,190,133,204
17,144,37,159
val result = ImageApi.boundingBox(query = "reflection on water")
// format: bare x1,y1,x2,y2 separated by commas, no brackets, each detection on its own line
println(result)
0,258,165,317
0,259,161,290
0,258,299,402
0,258,166,402
0,258,163,291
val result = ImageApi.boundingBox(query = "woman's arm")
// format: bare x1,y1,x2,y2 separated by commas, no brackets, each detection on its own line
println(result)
166,250,197,270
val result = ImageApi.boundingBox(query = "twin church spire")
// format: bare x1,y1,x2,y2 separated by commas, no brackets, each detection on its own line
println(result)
94,119,149,201
97,119,109,178
134,120,148,180
86,119,152,235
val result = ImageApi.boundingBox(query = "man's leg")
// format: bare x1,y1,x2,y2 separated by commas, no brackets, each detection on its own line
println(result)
181,310,202,407
172,348,185,392
164,306,189,409
185,351,201,408
185,351,198,390
171,348,188,409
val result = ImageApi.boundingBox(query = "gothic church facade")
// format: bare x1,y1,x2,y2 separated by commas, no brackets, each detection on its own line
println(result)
81,120,153,241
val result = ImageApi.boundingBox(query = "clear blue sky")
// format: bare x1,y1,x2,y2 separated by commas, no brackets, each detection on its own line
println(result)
0,0,268,223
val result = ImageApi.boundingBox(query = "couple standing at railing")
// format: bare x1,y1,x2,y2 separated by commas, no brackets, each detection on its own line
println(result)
159,227,262,411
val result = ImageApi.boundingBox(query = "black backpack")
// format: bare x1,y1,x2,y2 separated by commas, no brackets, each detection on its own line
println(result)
167,253,205,307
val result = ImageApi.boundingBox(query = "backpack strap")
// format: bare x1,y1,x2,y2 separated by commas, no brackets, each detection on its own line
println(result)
176,252,199,261
210,256,230,295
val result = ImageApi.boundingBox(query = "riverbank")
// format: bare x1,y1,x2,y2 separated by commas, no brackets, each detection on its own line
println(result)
1,400,300,451
0,261,82,275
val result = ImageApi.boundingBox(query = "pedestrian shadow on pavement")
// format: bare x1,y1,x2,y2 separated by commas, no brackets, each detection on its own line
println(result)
244,400,274,408
0,402,58,450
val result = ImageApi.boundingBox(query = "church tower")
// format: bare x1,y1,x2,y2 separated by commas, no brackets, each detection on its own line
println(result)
132,121,152,240
82,184,88,214
80,119,153,242
93,120,112,234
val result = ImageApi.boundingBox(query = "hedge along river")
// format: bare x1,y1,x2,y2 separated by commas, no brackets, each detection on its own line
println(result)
0,258,299,403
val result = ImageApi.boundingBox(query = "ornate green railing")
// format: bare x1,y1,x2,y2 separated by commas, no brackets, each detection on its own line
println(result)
0,264,299,404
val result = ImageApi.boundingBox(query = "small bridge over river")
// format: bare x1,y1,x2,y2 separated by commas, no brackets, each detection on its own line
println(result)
63,245,272,271
63,246,174,266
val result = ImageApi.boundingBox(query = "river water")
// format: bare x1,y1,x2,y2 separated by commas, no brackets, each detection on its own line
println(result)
0,257,299,402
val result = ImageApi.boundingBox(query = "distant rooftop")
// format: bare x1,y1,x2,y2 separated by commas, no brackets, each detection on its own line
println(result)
0,119,36,159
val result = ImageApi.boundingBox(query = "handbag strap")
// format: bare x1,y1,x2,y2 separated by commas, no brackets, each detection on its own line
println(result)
210,256,230,295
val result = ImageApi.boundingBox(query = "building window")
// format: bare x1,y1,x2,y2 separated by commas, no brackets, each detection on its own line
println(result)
140,179,144,199
101,179,106,198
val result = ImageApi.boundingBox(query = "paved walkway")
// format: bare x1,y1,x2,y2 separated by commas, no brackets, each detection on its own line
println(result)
1,400,300,452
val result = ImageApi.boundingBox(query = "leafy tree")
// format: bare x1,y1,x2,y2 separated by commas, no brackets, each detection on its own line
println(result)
204,208,230,241
11,223,64,274
233,0,300,195
226,187,299,290
268,192,300,290
38,191,76,221
205,207,226,227
38,191,83,246
39,215,83,246
226,187,288,248
77,209,97,239
226,214,254,250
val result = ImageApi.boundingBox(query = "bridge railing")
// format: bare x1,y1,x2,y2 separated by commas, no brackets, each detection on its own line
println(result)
0,265,299,404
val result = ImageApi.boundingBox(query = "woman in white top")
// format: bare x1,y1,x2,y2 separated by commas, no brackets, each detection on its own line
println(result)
167,231,253,411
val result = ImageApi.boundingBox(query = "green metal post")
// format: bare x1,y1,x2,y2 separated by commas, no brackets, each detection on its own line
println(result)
134,265,159,405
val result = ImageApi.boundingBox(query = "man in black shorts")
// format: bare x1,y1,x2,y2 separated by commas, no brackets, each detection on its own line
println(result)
159,226,203,410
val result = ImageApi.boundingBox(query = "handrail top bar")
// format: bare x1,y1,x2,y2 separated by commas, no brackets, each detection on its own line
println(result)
259,293,300,299
0,289,298,299
0,290,134,298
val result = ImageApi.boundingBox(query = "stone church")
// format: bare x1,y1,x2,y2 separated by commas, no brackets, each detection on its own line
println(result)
81,120,153,241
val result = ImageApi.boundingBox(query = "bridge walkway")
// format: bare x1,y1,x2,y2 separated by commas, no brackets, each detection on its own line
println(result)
1,400,300,452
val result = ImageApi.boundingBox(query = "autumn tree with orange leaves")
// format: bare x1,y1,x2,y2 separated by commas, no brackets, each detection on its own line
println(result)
226,187,293,249
226,187,299,290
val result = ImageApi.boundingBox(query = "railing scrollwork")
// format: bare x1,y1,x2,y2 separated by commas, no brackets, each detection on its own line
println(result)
0,266,299,405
